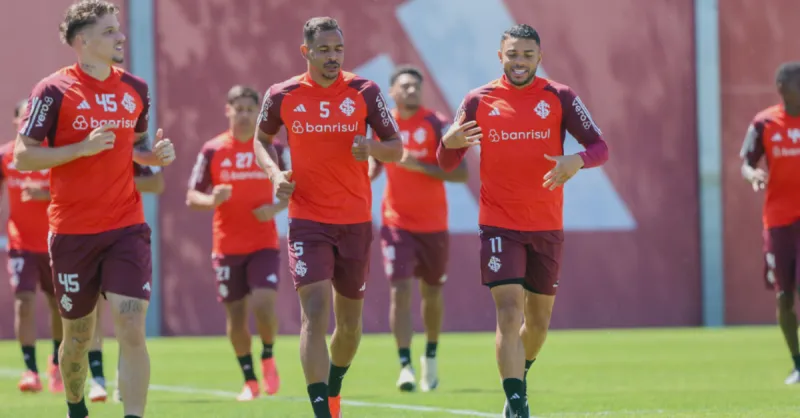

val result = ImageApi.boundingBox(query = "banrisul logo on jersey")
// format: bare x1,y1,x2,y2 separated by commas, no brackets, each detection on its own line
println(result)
290,120,360,135
488,128,551,142
72,115,136,131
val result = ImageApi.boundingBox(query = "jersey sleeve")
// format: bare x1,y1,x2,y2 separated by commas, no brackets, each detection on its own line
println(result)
437,93,479,172
133,162,161,177
426,111,450,146
188,147,215,193
739,120,765,167
362,81,400,141
257,85,285,136
135,85,151,134
18,80,64,142
557,87,608,169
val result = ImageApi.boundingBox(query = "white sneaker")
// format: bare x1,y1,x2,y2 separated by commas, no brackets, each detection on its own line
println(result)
785,369,800,384
419,356,438,392
396,364,416,392
88,378,108,403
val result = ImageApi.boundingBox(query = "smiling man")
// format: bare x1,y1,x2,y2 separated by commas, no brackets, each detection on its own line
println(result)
437,24,609,417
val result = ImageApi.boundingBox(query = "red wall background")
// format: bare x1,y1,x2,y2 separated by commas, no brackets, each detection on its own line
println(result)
0,0,793,339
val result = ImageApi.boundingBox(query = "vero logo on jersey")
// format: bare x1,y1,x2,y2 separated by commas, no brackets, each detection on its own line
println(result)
290,120,360,134
488,128,551,142
72,115,136,131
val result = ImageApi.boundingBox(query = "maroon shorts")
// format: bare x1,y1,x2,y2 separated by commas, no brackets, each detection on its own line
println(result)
380,226,449,286
763,221,800,294
287,218,372,300
7,250,53,296
479,225,564,295
48,223,152,319
211,248,280,303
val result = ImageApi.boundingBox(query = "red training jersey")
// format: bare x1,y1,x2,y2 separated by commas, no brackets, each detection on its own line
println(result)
437,76,609,231
18,64,149,234
740,104,800,228
0,141,49,253
258,71,400,225
189,131,285,255
382,107,450,232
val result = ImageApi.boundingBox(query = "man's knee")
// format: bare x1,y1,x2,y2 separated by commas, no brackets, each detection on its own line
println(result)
492,286,524,332
15,292,36,315
110,297,148,348
419,281,442,301
225,300,248,331
250,289,276,316
299,282,330,332
778,292,795,313
391,279,414,305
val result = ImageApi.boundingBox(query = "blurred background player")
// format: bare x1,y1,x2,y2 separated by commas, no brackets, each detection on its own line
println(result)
187,85,286,401
13,2,176,417
254,17,403,418
369,65,468,392
2,99,63,394
739,61,800,385
437,24,609,417
87,161,165,404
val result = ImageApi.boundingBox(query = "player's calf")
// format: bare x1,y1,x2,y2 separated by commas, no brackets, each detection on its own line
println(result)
776,292,800,383
108,294,149,417
250,288,280,395
390,279,414,377
419,281,443,392
14,292,39,377
490,284,526,416
329,292,364,399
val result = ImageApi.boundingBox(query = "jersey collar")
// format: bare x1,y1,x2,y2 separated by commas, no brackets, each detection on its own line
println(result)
499,74,544,92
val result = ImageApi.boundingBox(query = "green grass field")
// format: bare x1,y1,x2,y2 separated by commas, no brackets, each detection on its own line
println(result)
1,326,799,417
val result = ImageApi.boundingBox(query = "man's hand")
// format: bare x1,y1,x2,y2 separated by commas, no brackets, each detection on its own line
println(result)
272,170,295,201
211,184,233,206
153,129,176,166
542,154,585,191
352,135,371,161
442,120,482,149
744,166,768,191
21,184,50,202
252,200,288,222
78,123,115,157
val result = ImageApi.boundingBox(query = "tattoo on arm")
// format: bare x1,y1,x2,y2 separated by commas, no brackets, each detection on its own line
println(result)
134,133,151,151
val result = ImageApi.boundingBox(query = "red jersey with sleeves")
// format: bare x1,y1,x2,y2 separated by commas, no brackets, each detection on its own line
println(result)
740,104,800,228
189,131,283,255
382,107,449,232
18,64,150,234
0,142,49,252
437,76,609,231
258,71,400,225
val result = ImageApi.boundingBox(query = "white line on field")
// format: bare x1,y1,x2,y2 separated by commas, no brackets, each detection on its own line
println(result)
0,368,663,417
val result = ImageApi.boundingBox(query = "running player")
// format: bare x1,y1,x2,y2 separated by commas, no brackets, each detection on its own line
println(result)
3,99,63,394
87,161,164,404
253,17,403,418
437,24,609,417
739,61,800,385
13,2,176,418
187,85,286,401
369,65,468,392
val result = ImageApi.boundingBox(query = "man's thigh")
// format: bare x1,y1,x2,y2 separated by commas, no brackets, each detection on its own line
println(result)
288,219,336,291
524,230,564,296
212,253,249,303
333,222,373,300
8,250,53,295
380,226,417,282
479,225,527,288
49,232,105,319
765,225,797,295
100,224,153,302
413,230,449,286
245,248,281,291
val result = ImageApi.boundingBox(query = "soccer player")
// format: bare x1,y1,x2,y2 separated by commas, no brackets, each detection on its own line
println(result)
739,61,800,385
437,24,609,417
253,17,403,418
13,2,176,418
2,99,64,394
369,65,468,392
87,161,164,404
187,85,287,401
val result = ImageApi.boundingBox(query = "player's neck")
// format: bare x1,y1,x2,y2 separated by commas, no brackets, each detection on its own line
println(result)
784,102,800,117
78,59,112,81
230,128,253,142
396,106,420,120
308,68,338,88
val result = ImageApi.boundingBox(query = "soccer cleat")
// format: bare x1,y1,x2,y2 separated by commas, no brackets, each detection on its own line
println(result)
236,380,260,401
396,364,416,392
419,356,438,392
261,357,280,395
112,372,122,403
329,394,342,418
18,370,42,393
88,378,107,403
785,369,800,384
47,356,64,393
502,399,530,418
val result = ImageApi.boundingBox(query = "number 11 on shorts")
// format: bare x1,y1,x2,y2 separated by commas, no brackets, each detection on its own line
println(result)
490,237,502,253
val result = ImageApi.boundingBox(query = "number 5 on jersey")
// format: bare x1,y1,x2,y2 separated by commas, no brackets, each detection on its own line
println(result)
320,102,330,119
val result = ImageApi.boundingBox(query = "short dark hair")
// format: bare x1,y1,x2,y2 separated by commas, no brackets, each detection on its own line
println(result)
303,17,342,44
226,85,260,105
501,24,541,46
59,0,120,46
776,61,800,85
14,99,28,118
390,65,424,86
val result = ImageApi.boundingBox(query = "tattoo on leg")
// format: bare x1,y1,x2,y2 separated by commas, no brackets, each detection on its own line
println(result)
119,299,144,314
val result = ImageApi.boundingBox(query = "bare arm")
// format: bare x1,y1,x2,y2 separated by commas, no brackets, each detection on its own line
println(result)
368,157,383,181
135,171,164,194
254,129,284,181
13,135,87,171
186,189,219,211
412,158,468,182
369,136,403,163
